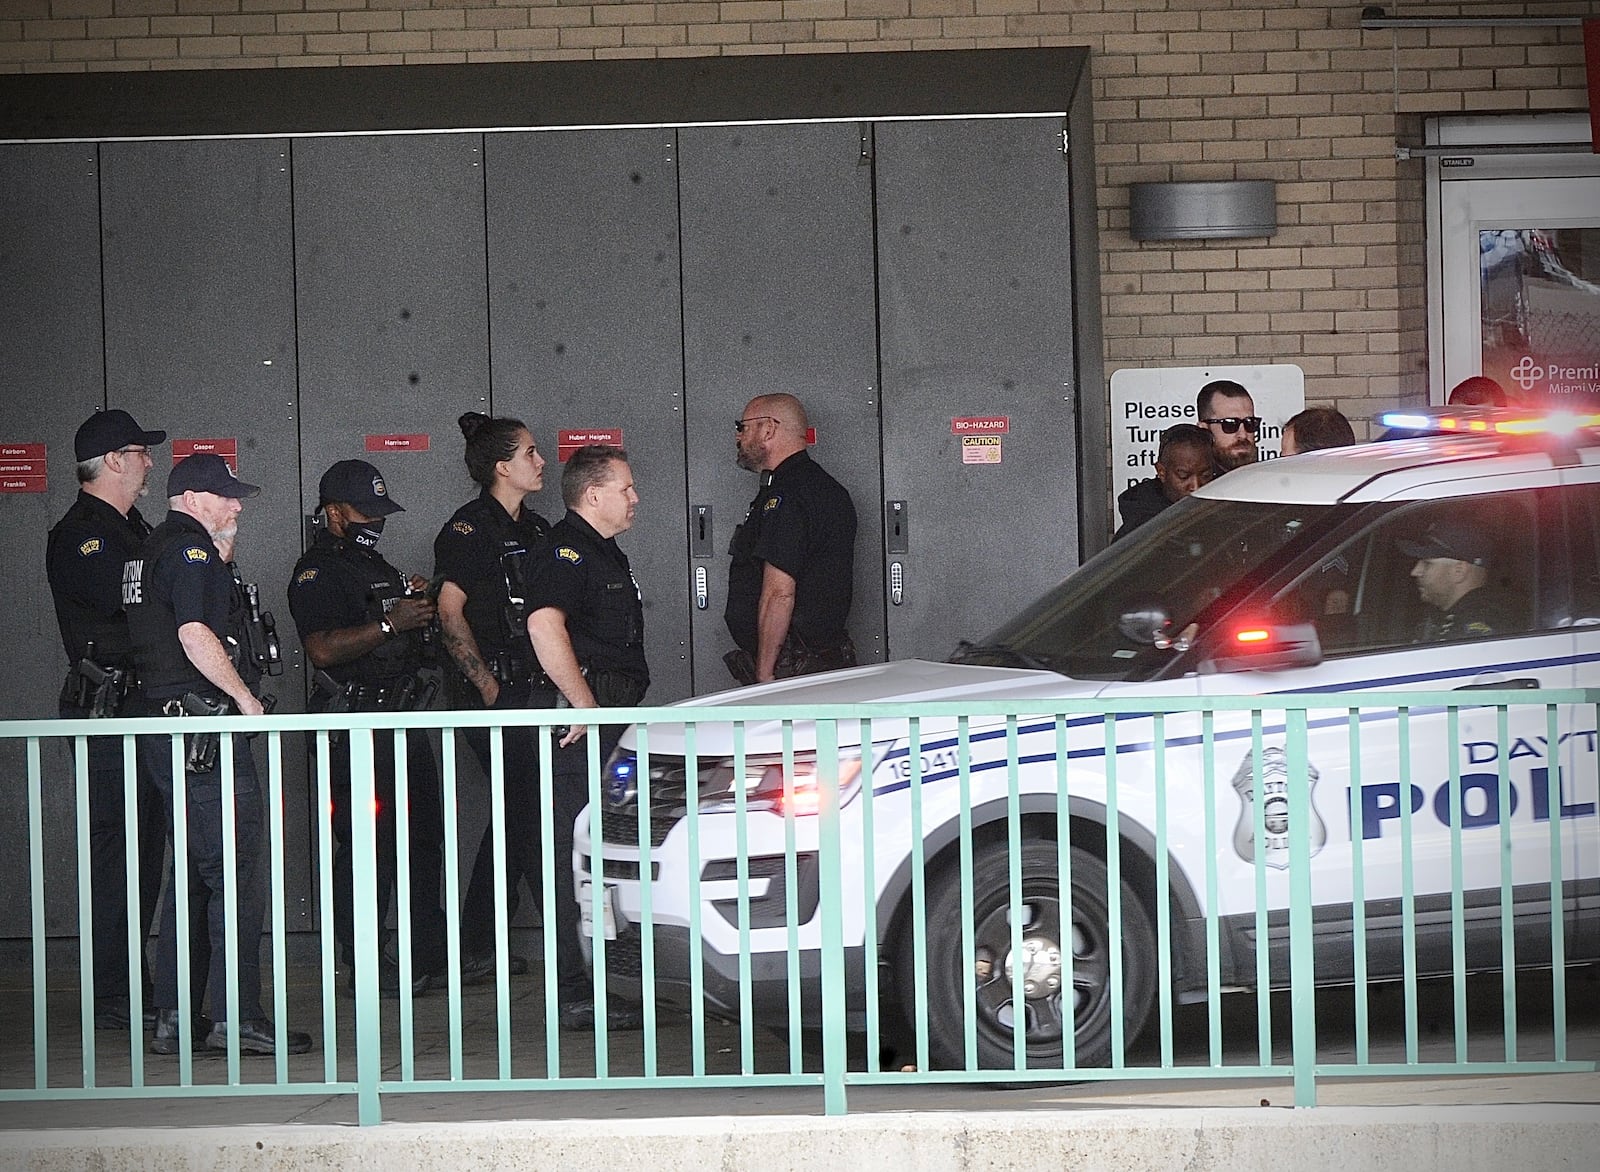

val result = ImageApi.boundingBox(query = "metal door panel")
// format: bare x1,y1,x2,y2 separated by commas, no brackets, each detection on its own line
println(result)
0,143,105,939
99,138,307,924
679,123,884,691
486,129,689,701
293,134,491,597
874,118,1080,661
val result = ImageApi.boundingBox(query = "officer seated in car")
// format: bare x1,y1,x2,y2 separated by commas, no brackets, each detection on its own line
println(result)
1398,518,1517,642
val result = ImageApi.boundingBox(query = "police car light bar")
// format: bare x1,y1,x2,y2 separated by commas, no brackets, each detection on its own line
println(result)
1379,406,1600,437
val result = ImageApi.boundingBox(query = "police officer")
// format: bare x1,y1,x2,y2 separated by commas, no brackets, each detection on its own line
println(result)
1399,518,1517,642
46,409,168,1030
525,444,648,1031
125,453,310,1056
725,393,857,684
288,459,446,997
433,411,553,981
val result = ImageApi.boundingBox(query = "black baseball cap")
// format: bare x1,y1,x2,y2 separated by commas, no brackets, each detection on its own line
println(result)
73,408,167,461
317,459,404,517
1397,519,1492,567
167,453,261,499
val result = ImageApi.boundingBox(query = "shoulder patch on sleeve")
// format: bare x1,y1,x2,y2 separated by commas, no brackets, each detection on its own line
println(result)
452,520,475,536
1464,620,1493,637
77,538,103,556
556,546,583,564
295,567,318,585
762,494,782,512
182,546,210,564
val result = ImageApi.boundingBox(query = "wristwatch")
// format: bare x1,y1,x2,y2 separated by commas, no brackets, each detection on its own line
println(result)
378,617,397,638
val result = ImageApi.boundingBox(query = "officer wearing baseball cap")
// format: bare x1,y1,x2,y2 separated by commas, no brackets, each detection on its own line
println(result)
125,452,310,1057
288,459,446,998
1399,517,1515,641
46,407,168,1031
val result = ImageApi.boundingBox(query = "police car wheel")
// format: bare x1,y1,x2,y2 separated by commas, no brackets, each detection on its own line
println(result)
914,841,1156,1071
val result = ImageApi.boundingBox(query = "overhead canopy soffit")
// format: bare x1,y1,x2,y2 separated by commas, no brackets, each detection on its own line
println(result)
0,47,1089,143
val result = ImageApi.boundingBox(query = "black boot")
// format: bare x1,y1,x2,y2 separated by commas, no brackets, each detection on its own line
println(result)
149,1008,213,1055
206,1018,313,1056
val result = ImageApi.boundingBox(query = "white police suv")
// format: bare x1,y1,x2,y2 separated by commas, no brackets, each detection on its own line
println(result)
576,408,1600,1068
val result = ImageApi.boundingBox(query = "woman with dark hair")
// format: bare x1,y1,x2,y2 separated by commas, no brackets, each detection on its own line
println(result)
432,411,558,986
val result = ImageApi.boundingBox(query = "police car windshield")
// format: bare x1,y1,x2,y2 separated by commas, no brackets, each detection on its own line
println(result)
960,497,1336,681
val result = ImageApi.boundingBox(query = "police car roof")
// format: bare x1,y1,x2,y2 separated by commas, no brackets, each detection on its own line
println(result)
1197,427,1597,507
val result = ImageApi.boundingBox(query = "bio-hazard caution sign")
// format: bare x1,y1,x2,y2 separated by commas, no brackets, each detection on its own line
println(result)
962,435,1002,464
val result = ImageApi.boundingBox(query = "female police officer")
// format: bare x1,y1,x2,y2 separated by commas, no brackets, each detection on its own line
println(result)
432,412,553,982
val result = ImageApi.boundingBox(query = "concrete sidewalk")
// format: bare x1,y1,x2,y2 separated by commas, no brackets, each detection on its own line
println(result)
3,1105,1598,1171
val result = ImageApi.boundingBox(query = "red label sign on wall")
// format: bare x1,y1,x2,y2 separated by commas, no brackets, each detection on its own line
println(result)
557,428,624,462
951,416,1011,434
0,441,47,492
172,438,238,471
365,433,430,452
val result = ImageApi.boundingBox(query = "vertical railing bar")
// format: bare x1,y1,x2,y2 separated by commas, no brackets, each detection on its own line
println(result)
1006,714,1024,1074
28,737,48,1090
1496,704,1517,1063
1286,707,1317,1108
348,727,383,1126
440,726,464,1082
732,722,753,1075
817,718,848,1115
539,724,560,1079
316,730,338,1084
1397,707,1419,1064
1250,711,1269,1067
122,733,145,1087
1202,709,1220,1069
685,722,707,1077
219,731,241,1083
1104,714,1126,1068
1544,702,1567,1063
266,731,289,1088
1056,714,1075,1072
958,716,977,1070
781,720,800,1075
171,732,193,1086
907,717,930,1075
489,724,511,1080
1153,711,1173,1071
587,722,610,1080
394,728,416,1084
1347,708,1369,1066
636,724,659,1078
860,717,880,1076
1447,706,1468,1066
73,734,96,1088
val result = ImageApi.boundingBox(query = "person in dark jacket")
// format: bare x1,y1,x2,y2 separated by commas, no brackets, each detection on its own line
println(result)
1113,424,1214,541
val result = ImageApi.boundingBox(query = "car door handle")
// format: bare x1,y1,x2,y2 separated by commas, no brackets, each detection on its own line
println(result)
1454,677,1541,690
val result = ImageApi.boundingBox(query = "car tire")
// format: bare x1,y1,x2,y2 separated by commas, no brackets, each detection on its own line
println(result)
909,839,1157,1070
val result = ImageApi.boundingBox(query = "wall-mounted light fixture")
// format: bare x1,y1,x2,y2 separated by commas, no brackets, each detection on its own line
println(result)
1129,180,1278,240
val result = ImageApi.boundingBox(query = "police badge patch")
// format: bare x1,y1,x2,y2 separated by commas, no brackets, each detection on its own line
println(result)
557,546,582,564
78,538,102,556
763,495,782,512
1230,745,1327,871
182,546,209,564
295,568,318,584
452,521,474,535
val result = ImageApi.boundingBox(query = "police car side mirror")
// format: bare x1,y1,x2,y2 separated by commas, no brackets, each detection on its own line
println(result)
1200,621,1323,675
1118,607,1172,646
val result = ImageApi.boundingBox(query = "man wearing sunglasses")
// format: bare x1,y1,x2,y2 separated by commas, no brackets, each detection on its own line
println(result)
1196,379,1261,472
725,394,857,685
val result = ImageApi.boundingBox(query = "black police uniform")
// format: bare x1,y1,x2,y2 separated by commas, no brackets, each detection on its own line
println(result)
525,511,649,1003
288,529,447,984
1427,586,1518,642
125,511,266,1024
725,449,857,678
432,489,553,962
45,490,164,1022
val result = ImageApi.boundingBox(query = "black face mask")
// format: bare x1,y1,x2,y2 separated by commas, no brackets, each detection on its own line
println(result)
350,518,386,549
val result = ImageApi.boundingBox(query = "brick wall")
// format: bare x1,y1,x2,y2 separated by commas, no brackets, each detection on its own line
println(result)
2,1,1593,430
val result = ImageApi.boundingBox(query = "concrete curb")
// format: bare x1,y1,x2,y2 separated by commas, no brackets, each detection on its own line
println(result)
2,1105,1597,1171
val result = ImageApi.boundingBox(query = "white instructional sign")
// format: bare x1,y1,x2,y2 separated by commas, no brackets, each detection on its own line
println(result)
1108,363,1306,493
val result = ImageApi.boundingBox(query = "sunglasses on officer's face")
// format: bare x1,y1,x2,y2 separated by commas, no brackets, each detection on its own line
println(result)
1203,416,1262,435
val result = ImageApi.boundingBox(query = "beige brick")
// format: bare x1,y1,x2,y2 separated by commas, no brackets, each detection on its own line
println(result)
350,53,408,65
304,32,366,54
179,0,247,14
1172,291,1234,314
339,12,406,33
178,35,239,55
814,18,877,37
431,29,497,50
53,37,115,59
1132,10,1197,33
466,8,531,29
561,25,624,46
722,0,782,16
1232,30,1297,52
276,13,339,33
403,51,470,63
594,5,657,25
117,36,177,57
789,0,849,17
975,0,1034,15
624,24,688,45
304,0,367,10
847,0,907,15
24,19,88,38
1198,8,1261,32
213,15,275,35
493,27,561,49
242,33,302,55
404,10,467,31
369,30,432,52
86,17,148,37
51,0,113,16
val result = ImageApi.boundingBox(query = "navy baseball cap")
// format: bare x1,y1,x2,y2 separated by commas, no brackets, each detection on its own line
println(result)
317,459,404,517
74,408,167,461
1397,519,1491,567
167,453,261,499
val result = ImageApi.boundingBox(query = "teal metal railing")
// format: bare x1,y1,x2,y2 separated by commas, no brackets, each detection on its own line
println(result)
1,690,1594,1123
